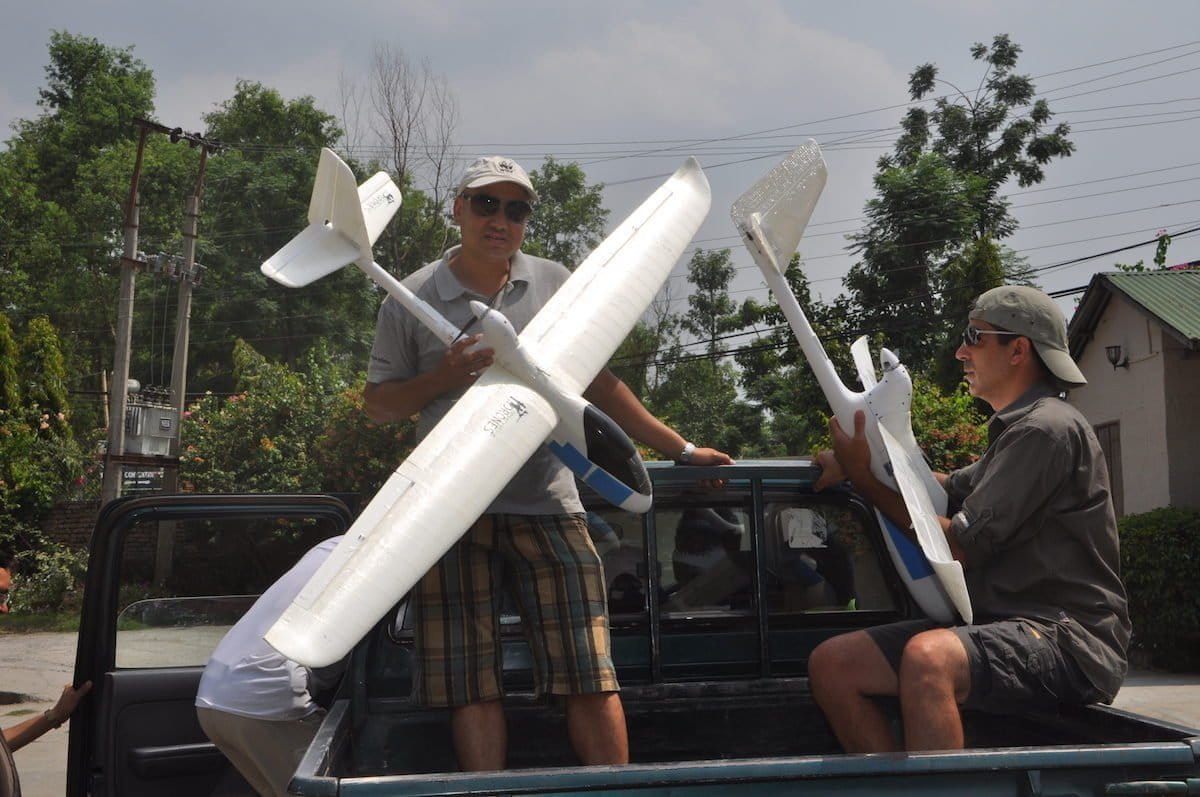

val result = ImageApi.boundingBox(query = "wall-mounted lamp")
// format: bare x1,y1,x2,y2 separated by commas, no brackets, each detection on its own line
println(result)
1105,344,1129,369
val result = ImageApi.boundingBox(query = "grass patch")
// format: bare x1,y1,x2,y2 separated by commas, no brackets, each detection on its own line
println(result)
0,610,81,634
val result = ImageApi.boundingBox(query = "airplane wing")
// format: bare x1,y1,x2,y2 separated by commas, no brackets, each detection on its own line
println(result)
876,423,973,623
267,157,712,668
267,368,555,667
521,157,711,393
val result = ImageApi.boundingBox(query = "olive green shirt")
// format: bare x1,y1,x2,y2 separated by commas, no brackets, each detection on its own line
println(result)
945,383,1131,702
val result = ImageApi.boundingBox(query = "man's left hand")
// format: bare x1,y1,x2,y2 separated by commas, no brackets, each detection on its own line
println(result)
681,446,734,488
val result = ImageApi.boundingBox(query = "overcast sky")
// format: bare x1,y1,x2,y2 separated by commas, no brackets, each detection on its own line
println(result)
5,1,1200,331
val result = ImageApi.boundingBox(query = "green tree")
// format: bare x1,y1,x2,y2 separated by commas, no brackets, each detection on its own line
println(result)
909,376,987,472
845,152,983,368
644,248,767,457
846,34,1066,376
181,340,406,496
0,316,85,560
647,356,764,457
735,257,857,456
679,249,742,352
896,33,1074,240
190,82,380,392
0,315,20,410
0,32,163,433
11,31,155,200
523,158,609,269
19,316,71,416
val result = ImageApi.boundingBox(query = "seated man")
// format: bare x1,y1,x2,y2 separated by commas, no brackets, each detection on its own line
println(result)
196,537,348,797
808,285,1130,752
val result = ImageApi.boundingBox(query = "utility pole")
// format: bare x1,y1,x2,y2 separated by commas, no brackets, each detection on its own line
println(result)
155,144,213,584
100,119,219,507
99,123,150,505
165,145,210,475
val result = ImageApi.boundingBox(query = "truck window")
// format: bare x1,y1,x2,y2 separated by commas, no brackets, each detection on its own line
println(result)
587,508,647,619
658,505,754,617
762,502,897,614
113,515,340,669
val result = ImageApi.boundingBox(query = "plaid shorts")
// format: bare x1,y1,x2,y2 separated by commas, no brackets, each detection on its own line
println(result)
866,618,1098,713
410,513,619,707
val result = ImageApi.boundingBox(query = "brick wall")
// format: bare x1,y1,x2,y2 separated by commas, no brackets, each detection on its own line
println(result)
41,501,100,549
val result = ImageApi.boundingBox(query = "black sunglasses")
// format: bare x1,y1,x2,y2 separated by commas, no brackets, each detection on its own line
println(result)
461,192,534,224
961,325,1020,347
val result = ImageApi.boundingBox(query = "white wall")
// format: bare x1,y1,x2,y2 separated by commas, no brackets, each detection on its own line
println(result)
1069,298,1169,515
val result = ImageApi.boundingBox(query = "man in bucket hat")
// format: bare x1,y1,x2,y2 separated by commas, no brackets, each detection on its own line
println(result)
807,284,1129,752
364,156,732,770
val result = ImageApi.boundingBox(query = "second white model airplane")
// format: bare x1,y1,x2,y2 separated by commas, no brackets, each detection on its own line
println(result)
731,140,971,625
261,149,712,667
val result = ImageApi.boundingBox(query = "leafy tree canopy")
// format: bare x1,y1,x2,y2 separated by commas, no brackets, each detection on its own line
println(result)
523,157,609,269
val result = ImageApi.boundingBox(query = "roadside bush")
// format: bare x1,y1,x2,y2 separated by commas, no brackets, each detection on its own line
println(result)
9,540,89,614
1119,506,1200,672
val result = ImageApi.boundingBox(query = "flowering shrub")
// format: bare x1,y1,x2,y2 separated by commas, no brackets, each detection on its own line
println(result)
9,541,89,613
909,376,987,472
0,314,89,612
181,340,410,500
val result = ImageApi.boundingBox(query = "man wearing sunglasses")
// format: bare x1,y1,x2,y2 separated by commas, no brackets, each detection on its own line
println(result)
809,285,1128,753
364,156,733,772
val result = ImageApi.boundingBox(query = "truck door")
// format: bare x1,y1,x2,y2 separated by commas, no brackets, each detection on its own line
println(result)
65,495,352,797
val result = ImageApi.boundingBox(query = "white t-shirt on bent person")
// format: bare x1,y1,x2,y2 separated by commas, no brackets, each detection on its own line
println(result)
195,536,343,721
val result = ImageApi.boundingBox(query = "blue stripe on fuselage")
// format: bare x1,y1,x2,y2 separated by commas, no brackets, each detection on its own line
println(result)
880,514,934,580
548,441,635,508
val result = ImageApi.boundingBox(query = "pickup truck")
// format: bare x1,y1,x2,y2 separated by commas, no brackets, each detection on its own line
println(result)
66,460,1200,796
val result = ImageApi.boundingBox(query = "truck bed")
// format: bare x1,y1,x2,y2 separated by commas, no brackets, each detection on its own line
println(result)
296,678,1200,796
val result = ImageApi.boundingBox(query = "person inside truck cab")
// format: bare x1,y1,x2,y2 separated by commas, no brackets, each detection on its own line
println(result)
362,155,733,771
808,285,1130,752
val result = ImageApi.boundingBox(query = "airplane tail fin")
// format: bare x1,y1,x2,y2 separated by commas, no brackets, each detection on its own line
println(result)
261,148,401,287
730,139,827,275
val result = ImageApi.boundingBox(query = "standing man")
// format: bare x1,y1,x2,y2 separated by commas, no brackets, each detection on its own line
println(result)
364,156,732,770
808,285,1129,752
196,537,348,796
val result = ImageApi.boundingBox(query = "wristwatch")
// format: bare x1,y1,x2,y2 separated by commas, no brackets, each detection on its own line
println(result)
677,441,696,464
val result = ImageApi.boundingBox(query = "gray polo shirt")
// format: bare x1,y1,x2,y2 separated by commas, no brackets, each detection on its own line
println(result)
367,246,583,515
944,382,1131,701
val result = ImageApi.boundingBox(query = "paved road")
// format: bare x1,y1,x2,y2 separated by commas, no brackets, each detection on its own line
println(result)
3,631,1199,796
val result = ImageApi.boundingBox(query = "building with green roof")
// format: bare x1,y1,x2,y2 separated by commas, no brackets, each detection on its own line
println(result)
1066,268,1200,515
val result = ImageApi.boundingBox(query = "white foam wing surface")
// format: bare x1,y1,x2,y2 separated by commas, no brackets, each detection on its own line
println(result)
266,368,555,667
522,157,711,393
876,423,972,624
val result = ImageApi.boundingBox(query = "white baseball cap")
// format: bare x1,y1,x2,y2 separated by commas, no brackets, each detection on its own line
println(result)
456,156,538,201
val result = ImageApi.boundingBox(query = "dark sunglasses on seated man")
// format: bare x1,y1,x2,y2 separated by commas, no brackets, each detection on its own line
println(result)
461,192,534,224
961,324,1021,347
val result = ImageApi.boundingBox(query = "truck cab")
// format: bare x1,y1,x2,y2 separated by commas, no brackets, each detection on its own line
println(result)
66,461,1200,796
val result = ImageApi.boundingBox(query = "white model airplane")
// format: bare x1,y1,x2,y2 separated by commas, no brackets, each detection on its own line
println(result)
263,148,654,515
261,149,711,667
731,140,971,625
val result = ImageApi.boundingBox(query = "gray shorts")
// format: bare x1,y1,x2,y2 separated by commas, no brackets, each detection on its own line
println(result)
866,618,1099,712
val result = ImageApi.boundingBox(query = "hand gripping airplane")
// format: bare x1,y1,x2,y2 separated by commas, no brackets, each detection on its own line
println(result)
260,148,711,667
731,140,972,625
